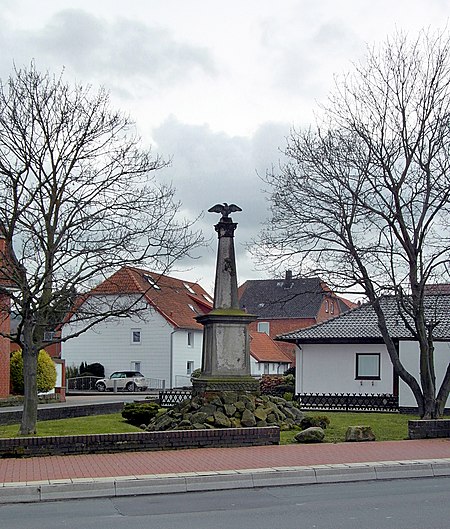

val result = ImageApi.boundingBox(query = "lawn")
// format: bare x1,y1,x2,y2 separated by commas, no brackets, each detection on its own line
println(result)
0,411,418,441
0,413,142,438
280,412,419,444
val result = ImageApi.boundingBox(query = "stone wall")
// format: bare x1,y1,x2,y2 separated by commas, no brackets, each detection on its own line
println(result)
408,419,450,439
0,426,280,457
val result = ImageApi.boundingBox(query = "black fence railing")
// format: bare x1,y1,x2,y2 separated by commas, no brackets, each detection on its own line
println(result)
157,389,398,412
294,393,399,412
159,389,192,407
67,376,101,391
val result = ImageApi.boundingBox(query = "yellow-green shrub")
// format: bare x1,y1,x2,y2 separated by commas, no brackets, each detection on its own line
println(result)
10,349,57,394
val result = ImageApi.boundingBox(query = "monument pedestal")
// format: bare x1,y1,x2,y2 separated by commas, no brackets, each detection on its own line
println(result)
192,311,259,395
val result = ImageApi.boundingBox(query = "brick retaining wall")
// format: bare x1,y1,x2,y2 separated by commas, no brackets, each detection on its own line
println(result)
408,419,450,439
0,426,280,457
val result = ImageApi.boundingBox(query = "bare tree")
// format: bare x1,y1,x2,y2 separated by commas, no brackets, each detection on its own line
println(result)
0,64,203,434
258,31,450,418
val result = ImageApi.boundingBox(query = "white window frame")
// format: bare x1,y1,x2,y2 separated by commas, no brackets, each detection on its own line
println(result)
257,321,270,335
187,331,194,347
131,361,141,372
186,361,194,375
131,328,142,345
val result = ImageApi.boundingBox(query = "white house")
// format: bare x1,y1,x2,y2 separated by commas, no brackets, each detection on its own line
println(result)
61,267,213,389
278,295,450,411
249,331,292,377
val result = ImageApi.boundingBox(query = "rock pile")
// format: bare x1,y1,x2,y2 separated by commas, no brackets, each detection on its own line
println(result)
144,392,305,431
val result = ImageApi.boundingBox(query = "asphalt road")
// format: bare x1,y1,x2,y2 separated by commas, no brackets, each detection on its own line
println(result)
1,477,449,529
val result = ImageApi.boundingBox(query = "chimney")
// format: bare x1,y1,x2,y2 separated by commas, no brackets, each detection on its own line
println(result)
284,270,293,289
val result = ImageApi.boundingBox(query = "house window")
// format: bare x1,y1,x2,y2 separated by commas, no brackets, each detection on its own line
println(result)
131,361,141,372
187,332,194,347
131,329,142,344
257,321,270,335
43,331,55,342
187,361,194,375
263,362,270,374
356,353,380,380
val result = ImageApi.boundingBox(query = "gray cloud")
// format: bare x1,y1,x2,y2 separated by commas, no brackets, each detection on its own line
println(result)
152,117,290,284
0,8,216,94
258,6,363,99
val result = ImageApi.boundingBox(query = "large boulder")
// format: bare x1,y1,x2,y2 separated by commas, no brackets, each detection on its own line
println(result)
294,427,325,443
241,409,257,427
345,425,376,442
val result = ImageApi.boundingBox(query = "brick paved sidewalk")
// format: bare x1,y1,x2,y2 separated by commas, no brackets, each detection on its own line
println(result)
1,438,449,484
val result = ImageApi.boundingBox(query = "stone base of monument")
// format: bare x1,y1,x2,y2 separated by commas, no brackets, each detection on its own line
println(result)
192,376,260,396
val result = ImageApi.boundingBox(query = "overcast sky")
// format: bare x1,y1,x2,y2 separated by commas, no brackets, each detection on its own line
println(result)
1,0,448,294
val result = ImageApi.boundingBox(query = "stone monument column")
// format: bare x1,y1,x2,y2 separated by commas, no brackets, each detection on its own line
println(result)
192,203,259,395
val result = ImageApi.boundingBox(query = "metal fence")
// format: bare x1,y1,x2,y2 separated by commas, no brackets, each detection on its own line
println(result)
67,376,101,391
294,393,399,412
67,376,165,392
159,389,192,407
145,378,166,390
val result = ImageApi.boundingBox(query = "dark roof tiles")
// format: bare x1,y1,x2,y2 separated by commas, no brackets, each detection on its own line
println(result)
239,277,328,318
279,295,450,342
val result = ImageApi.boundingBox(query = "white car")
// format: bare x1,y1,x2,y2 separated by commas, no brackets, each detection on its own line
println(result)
95,371,148,392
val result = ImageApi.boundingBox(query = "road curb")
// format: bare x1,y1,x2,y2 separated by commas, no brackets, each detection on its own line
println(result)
1,458,450,504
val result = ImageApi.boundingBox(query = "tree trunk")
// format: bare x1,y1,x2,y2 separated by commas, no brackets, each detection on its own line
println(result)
19,323,39,435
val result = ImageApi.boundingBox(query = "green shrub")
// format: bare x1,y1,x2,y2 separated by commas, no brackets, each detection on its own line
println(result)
283,392,293,401
284,366,296,377
300,415,331,430
190,368,201,379
79,362,104,377
10,349,57,394
65,364,79,379
283,374,295,386
122,402,160,427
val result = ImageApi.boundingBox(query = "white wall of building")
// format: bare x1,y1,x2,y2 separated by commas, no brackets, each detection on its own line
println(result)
250,356,290,377
171,329,203,388
296,343,393,395
399,340,450,408
62,306,173,387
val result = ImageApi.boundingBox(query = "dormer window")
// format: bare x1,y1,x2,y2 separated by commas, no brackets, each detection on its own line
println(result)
144,274,160,290
203,293,213,304
188,303,198,314
184,282,195,294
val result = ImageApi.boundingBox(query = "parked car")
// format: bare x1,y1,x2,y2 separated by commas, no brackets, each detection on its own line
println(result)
95,371,148,392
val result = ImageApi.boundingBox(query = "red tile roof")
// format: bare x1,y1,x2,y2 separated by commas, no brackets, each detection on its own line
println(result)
249,331,292,363
75,266,213,330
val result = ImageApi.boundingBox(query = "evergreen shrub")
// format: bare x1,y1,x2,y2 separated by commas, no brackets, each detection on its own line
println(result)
10,349,57,394
122,402,160,426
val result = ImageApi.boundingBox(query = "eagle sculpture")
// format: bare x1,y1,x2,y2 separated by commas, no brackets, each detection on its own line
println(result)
208,203,242,219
